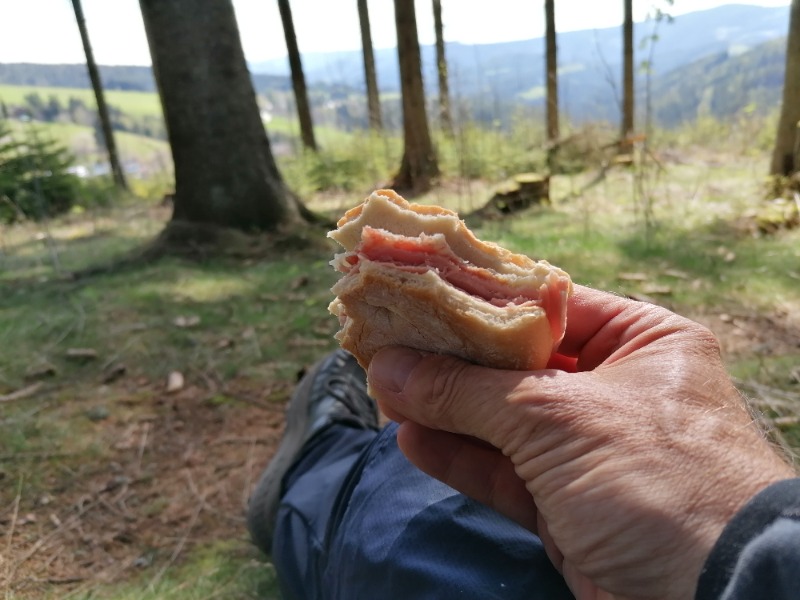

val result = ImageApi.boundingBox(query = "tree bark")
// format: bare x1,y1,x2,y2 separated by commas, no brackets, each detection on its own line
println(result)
392,0,439,194
71,0,128,191
139,0,300,231
357,0,382,131
432,0,454,137
771,0,800,176
545,0,559,143
278,0,317,152
621,0,635,153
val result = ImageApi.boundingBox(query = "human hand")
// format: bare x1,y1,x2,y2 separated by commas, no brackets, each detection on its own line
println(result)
367,285,795,600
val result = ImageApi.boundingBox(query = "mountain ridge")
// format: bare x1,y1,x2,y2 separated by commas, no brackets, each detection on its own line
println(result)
250,3,790,123
0,4,791,127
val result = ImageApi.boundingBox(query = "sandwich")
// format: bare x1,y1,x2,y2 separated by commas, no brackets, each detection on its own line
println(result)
328,189,573,371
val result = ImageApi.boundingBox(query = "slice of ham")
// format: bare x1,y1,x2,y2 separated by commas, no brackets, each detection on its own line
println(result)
334,226,570,348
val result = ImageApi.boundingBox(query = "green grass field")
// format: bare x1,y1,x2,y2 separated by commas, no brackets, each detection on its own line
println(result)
7,119,169,160
0,84,163,118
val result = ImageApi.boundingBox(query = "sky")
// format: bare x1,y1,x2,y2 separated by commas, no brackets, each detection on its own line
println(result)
0,0,792,67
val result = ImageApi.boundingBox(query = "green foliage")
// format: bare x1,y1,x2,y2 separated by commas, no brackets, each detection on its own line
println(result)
278,131,400,196
0,120,82,222
660,110,779,155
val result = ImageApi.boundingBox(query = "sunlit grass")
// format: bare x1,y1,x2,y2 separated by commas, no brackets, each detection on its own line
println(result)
39,542,280,600
0,84,162,118
6,120,171,168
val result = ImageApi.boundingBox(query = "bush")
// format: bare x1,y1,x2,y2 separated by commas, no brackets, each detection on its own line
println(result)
0,120,82,223
278,132,400,196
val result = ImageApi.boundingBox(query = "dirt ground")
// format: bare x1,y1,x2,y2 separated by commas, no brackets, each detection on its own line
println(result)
2,373,294,598
2,305,799,598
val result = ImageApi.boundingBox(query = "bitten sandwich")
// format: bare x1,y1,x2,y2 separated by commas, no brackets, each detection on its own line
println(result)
328,189,573,371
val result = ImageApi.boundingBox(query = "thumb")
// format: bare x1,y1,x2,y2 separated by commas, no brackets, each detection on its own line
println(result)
367,346,539,444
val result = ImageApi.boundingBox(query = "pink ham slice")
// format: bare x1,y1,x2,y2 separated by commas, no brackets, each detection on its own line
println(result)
336,226,569,348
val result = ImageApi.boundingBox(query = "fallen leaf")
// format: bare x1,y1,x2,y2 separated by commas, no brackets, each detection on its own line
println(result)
166,371,185,393
0,382,44,403
25,362,57,380
662,269,689,279
774,415,800,428
173,315,200,328
617,272,649,282
716,246,736,262
101,363,127,384
66,348,98,361
20,513,37,525
641,284,672,295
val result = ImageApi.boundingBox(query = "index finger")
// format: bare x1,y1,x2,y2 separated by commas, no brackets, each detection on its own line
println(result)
557,285,682,371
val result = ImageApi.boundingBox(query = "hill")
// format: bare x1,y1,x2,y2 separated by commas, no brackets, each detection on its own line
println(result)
652,37,787,125
0,4,791,128
251,3,790,124
0,63,294,95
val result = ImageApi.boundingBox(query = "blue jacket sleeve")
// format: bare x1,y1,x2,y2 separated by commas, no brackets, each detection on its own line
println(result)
695,478,800,600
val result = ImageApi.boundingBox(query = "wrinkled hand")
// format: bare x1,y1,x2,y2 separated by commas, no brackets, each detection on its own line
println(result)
368,285,795,600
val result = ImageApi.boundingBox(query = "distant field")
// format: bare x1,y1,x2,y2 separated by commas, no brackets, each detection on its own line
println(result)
0,84,351,149
7,120,169,162
0,84,162,118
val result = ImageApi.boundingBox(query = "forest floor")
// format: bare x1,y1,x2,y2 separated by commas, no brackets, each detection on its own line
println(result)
1,153,800,599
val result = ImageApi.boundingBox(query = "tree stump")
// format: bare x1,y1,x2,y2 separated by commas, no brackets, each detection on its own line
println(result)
612,153,635,167
488,173,550,214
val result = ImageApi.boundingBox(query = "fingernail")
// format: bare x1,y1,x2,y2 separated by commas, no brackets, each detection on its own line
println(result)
370,347,423,394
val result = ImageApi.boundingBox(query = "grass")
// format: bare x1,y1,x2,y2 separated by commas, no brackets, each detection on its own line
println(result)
1,144,799,598
0,85,162,119
60,542,280,600
0,211,339,391
1,209,335,597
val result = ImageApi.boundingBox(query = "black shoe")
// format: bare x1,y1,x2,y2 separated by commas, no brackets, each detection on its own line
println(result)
246,349,379,555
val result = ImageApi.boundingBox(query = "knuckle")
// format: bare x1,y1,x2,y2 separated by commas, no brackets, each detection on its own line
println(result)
424,355,473,424
689,322,722,356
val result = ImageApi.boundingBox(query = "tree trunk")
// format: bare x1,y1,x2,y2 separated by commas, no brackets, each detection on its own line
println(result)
278,0,317,152
357,0,382,131
139,0,300,231
71,0,128,191
621,0,635,153
771,0,800,176
545,0,559,143
392,0,439,194
432,0,454,137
